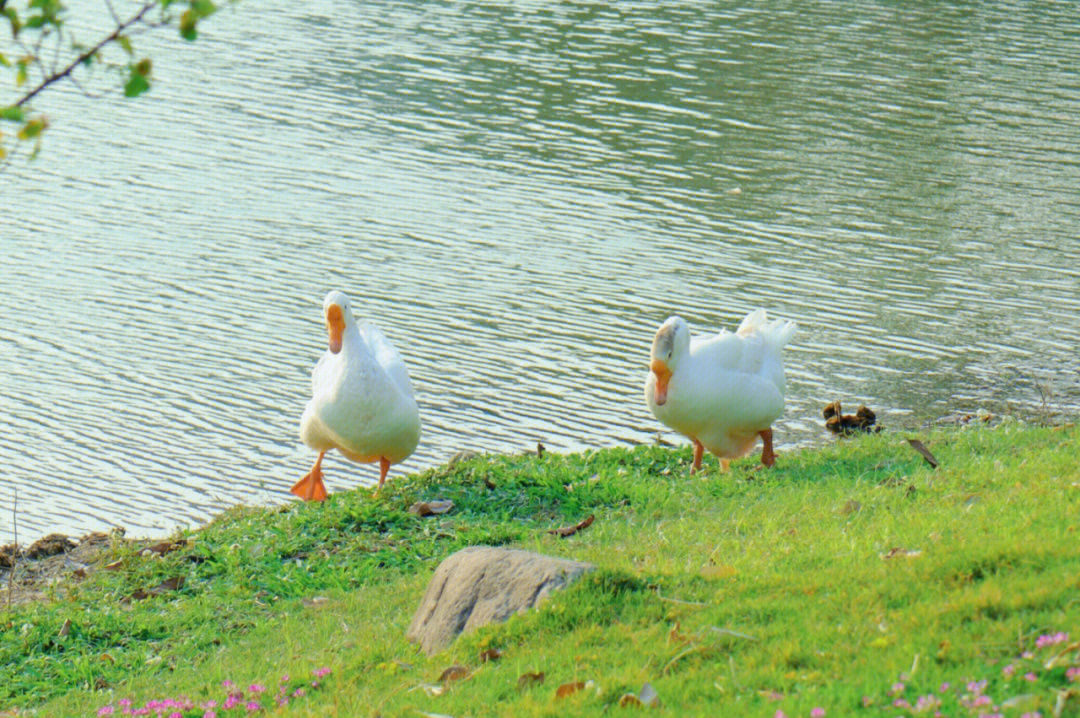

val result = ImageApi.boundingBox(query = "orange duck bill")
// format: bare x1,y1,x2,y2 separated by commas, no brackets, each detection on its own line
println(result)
326,304,345,354
651,359,672,405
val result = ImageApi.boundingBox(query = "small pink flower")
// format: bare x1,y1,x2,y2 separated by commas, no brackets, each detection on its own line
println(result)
119,700,132,708
767,691,783,701
169,713,183,718
1024,672,1038,682
292,688,306,698
313,667,332,678
279,674,290,683
967,679,987,694
773,711,787,718
915,695,939,711
203,712,217,718
1020,712,1043,718
1022,651,1034,659
893,698,911,709
1067,667,1080,682
1035,632,1068,648
811,708,825,718
223,695,240,710
97,707,115,716
1003,663,1015,677
891,682,905,695
974,695,991,707
245,700,261,712
222,680,235,689
939,682,950,693
248,684,265,694
861,696,873,707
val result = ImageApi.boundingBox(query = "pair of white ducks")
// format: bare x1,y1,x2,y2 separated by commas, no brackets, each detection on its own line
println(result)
293,290,795,501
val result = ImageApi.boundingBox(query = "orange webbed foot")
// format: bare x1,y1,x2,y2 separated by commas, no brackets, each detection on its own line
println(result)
292,451,329,502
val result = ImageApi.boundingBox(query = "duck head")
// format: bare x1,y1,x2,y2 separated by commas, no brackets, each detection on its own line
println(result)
322,290,356,354
650,316,689,406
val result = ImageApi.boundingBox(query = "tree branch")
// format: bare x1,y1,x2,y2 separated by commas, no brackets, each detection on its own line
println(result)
15,1,158,108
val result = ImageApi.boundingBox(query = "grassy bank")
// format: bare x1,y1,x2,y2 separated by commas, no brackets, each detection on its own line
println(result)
4,422,1079,717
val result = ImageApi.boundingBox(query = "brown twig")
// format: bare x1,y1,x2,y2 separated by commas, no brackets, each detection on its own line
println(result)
15,1,158,108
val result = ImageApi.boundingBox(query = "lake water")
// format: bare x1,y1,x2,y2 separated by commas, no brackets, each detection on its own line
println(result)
3,0,1079,542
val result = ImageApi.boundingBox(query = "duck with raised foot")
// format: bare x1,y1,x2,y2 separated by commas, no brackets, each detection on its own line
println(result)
293,290,421,501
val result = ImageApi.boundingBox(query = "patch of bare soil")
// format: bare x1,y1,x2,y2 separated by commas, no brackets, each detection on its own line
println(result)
0,529,133,606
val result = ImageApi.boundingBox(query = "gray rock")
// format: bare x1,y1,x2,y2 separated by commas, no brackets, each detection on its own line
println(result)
407,546,594,655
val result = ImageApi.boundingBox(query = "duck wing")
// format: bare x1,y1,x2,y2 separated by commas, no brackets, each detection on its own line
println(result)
358,321,415,399
693,310,796,388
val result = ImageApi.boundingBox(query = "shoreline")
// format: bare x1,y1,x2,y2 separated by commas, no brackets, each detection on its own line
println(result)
3,421,1078,715
1,411,1069,609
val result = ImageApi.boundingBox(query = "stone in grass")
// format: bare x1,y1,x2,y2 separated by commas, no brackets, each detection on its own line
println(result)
407,546,594,655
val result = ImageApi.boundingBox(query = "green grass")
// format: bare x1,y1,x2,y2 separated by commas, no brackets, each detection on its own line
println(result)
5,422,1080,717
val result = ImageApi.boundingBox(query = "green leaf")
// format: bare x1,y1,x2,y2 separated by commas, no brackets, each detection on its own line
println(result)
191,0,217,17
4,7,22,37
0,52,8,67
0,106,25,122
25,15,46,29
123,72,150,97
179,8,197,41
117,35,133,56
15,64,27,87
17,117,47,140
134,58,152,77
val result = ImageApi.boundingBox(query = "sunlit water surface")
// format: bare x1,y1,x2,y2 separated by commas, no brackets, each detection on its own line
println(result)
3,0,1079,541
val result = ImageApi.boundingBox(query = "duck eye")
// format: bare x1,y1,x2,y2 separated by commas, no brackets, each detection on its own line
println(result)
666,350,672,359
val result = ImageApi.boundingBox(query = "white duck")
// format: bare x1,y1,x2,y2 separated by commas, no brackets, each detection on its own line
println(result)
292,290,421,501
644,309,796,474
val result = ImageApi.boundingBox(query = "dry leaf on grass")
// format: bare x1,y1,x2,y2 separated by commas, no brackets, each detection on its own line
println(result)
556,681,585,698
478,648,502,663
546,515,594,538
122,576,185,603
518,671,545,690
906,439,939,468
58,619,71,637
409,500,455,517
619,682,661,707
438,665,469,683
302,596,330,608
141,540,187,557
668,621,690,645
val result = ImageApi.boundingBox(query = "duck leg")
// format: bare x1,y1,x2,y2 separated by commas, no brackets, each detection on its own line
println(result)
759,428,776,468
291,449,329,502
690,439,705,475
375,457,391,494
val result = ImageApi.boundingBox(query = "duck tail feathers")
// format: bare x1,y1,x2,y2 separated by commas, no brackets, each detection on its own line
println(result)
736,309,796,350
735,308,769,337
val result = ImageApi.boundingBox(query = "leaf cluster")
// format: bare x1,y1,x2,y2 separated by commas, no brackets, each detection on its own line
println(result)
1,0,223,163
